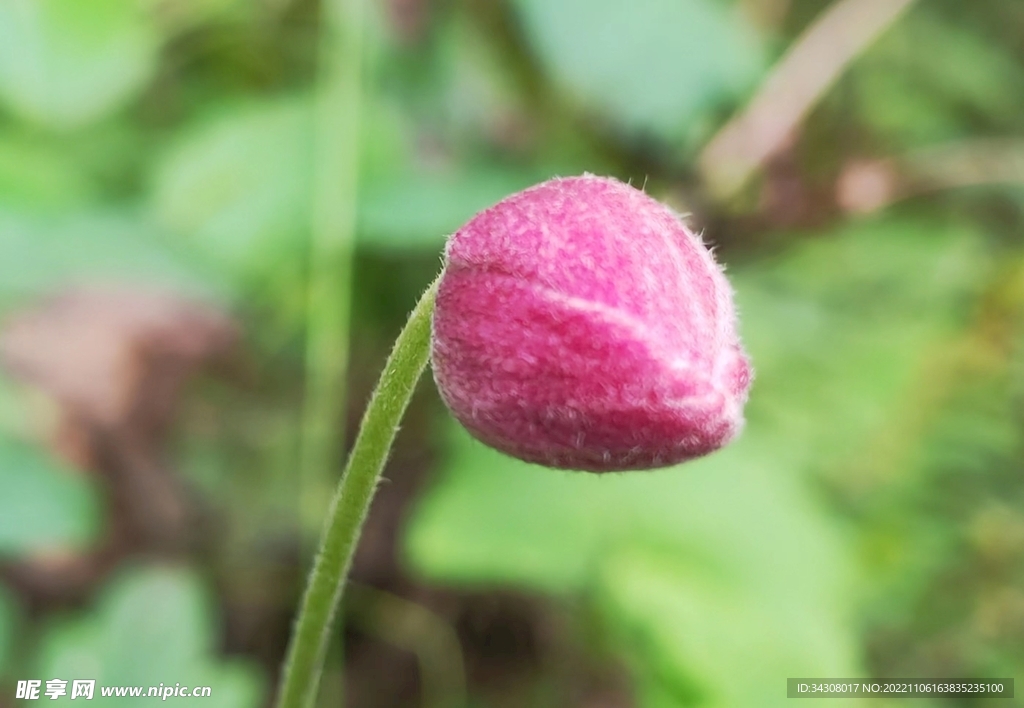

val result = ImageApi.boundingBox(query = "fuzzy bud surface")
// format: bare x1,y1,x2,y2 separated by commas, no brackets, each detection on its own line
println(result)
431,175,751,472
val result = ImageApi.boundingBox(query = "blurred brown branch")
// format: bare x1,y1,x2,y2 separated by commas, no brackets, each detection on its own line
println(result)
699,0,917,201
837,140,1024,214
739,0,792,34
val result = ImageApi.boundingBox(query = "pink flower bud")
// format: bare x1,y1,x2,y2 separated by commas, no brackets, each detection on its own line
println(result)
431,175,751,472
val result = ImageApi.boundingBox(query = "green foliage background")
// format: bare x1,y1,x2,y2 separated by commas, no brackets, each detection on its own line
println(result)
1,0,1023,706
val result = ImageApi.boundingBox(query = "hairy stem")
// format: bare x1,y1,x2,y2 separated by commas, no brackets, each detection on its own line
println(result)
278,276,441,708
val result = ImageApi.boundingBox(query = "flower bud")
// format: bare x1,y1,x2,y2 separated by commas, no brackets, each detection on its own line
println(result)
431,175,751,472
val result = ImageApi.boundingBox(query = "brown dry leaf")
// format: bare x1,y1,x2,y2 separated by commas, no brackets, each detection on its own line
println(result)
0,286,238,599
1,286,237,436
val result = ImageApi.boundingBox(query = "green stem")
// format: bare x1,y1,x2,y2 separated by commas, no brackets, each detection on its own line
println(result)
277,275,441,708
299,0,366,534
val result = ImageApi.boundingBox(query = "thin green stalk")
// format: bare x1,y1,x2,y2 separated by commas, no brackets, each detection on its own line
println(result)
346,584,466,708
277,276,441,708
299,0,367,532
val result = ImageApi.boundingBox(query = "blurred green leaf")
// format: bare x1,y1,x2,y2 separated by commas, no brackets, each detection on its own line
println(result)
853,70,961,147
139,0,245,34
0,136,93,211
424,14,530,148
735,217,989,468
0,209,214,310
595,466,856,705
38,566,263,707
408,425,861,706
512,0,764,141
851,259,1024,682
0,434,99,555
853,15,1023,147
150,98,540,262
150,98,314,278
0,0,159,130
406,430,611,594
904,17,1021,118
358,166,541,249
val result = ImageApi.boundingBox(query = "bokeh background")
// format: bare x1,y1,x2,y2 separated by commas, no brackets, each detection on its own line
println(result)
1,0,1023,705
